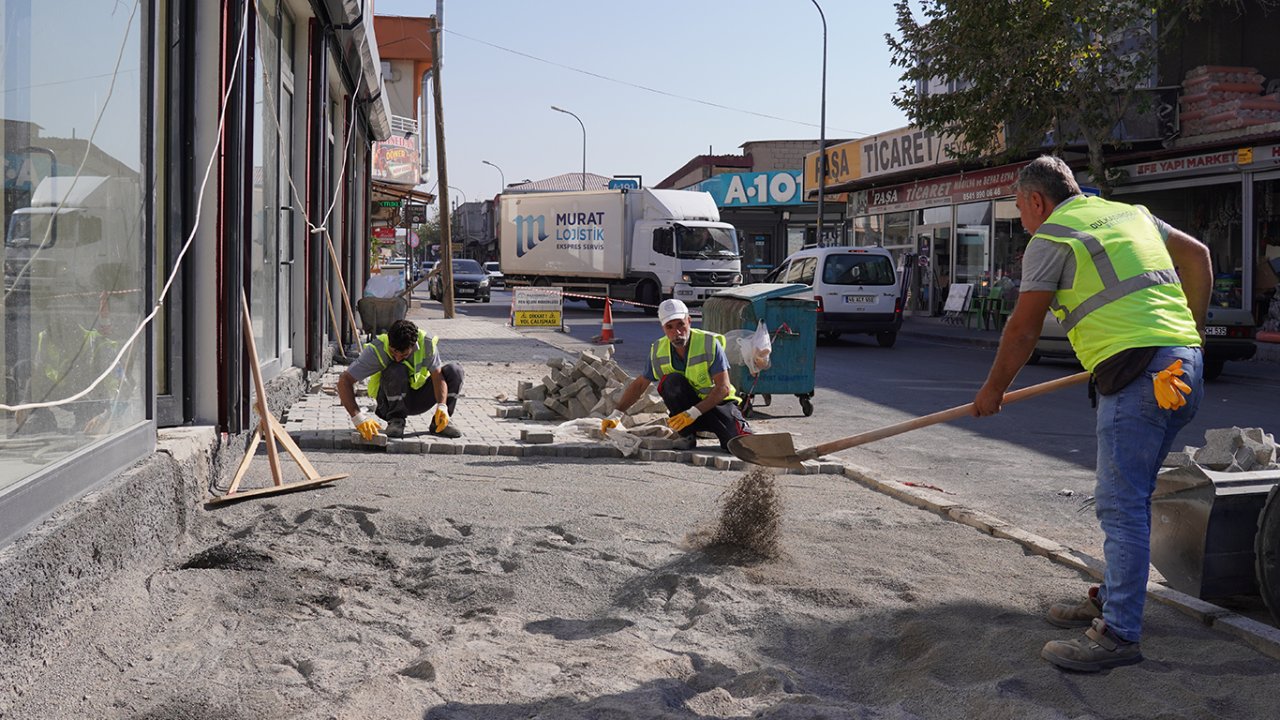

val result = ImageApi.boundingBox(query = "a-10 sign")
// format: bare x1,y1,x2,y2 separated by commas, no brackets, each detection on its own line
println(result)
692,171,806,207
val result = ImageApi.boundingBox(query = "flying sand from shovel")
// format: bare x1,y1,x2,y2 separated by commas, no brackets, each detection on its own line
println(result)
728,371,1091,469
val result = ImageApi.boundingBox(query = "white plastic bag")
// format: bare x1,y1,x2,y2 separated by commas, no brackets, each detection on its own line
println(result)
723,321,772,376
744,320,772,375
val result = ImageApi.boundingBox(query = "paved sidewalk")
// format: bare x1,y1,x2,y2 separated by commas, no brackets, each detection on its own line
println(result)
284,297,841,473
277,293,1280,659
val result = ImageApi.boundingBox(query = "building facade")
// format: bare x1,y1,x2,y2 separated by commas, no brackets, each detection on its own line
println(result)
1,0,390,546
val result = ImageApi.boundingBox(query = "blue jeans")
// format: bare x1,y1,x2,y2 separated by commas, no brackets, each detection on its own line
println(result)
1094,345,1203,642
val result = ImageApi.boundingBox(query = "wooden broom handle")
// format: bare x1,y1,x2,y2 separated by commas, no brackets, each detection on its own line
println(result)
802,371,1091,459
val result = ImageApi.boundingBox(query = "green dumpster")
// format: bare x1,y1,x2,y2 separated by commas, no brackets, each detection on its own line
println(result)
702,283,818,417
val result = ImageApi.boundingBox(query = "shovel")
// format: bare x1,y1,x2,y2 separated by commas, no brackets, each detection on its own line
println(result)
727,371,1091,469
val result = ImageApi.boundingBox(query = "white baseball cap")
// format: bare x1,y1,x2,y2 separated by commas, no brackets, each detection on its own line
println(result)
657,298,690,325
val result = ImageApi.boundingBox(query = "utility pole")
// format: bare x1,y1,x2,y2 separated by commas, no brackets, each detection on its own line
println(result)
431,0,455,318
811,0,828,247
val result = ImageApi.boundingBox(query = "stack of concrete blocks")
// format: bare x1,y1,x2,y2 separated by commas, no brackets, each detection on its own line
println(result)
1179,65,1280,138
1164,426,1279,472
503,348,666,426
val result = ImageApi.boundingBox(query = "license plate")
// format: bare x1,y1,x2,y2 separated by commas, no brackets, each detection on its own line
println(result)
844,295,875,303
1204,325,1227,336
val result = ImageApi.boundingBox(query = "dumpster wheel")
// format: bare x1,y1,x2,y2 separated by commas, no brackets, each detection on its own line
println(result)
1257,483,1280,627
798,395,813,417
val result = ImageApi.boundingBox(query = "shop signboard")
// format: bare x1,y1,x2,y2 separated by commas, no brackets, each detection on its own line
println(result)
372,134,421,185
692,171,806,207
802,125,966,199
372,226,396,238
849,162,1026,216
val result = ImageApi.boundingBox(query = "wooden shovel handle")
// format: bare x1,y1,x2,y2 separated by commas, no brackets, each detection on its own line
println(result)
800,371,1091,459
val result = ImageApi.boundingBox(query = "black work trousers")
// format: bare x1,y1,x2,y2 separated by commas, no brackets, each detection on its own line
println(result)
374,362,464,422
656,373,751,451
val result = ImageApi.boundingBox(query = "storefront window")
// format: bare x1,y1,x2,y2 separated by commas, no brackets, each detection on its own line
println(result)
882,210,913,263
1252,178,1280,325
993,198,1028,287
853,214,882,247
1117,182,1243,309
252,0,281,363
2,2,146,491
954,201,991,288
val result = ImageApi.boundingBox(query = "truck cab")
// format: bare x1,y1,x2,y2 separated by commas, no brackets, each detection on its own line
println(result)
635,221,741,305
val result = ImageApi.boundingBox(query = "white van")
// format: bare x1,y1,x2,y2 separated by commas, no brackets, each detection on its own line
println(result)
766,245,903,346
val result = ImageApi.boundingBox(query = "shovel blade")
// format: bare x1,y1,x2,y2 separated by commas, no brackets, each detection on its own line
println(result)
728,432,804,469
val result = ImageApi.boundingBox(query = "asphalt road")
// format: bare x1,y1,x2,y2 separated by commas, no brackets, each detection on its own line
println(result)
437,290,1280,563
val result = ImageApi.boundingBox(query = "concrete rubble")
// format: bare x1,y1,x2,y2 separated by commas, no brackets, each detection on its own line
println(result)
1164,426,1280,472
494,346,689,450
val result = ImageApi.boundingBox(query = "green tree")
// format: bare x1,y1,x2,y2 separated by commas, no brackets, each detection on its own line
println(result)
885,1,1250,196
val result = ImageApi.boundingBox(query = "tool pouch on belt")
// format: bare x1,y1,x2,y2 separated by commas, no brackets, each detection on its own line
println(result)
1152,359,1192,410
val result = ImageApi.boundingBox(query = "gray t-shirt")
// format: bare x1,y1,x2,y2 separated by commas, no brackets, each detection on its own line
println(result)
1020,196,1173,293
345,338,442,383
643,333,730,383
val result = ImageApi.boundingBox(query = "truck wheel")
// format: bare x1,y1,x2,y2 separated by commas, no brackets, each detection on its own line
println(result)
876,331,897,348
638,281,660,316
586,298,605,310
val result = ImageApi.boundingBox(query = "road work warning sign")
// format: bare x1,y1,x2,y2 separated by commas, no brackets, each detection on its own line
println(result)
511,286,564,330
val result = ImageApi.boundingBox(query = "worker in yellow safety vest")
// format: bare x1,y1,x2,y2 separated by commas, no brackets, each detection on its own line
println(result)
603,299,751,451
973,155,1211,673
338,319,465,440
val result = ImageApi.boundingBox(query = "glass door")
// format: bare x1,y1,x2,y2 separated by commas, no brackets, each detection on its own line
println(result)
954,227,989,287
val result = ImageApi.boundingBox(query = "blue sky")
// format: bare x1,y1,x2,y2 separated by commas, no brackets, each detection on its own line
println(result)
373,0,910,206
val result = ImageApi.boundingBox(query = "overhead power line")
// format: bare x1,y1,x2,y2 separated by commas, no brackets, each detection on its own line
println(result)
444,28,869,137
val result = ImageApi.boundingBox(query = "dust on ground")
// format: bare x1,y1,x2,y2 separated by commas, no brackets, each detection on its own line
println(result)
5,454,1279,719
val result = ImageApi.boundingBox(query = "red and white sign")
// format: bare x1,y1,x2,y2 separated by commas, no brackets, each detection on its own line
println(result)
851,162,1026,215
372,226,396,239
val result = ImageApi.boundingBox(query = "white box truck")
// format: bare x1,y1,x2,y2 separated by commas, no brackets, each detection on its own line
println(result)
498,188,742,310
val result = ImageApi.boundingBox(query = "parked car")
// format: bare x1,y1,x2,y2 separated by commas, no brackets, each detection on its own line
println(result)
1030,306,1257,380
483,261,505,289
428,258,491,303
764,245,903,347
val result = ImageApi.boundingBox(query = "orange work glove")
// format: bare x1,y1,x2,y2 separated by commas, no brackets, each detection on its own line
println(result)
667,406,703,432
1152,359,1192,410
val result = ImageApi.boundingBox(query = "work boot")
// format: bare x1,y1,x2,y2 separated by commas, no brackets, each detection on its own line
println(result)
430,423,462,439
1046,586,1103,628
1041,617,1143,672
385,419,406,439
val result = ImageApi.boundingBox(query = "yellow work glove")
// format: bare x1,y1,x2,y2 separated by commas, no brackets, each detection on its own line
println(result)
432,403,451,433
351,411,383,441
601,410,625,435
667,406,703,432
1152,359,1193,410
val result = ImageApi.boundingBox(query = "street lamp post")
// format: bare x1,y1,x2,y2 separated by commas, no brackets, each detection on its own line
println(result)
481,159,505,192
551,105,587,190
811,0,828,246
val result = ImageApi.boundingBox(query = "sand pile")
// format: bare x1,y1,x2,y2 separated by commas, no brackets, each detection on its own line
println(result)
4,454,1278,719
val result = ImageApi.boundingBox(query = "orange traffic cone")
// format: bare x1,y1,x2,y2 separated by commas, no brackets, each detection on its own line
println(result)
592,297,622,344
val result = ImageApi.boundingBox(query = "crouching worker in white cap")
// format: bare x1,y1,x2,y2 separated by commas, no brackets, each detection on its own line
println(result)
338,319,464,440
602,299,752,451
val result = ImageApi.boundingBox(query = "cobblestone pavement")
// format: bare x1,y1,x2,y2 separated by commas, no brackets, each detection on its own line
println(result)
283,297,837,474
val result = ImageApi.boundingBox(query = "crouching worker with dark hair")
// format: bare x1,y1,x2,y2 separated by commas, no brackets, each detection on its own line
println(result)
602,299,751,451
338,319,464,440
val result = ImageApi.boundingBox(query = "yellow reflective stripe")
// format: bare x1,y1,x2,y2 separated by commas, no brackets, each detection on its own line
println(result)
1036,223,1121,286
1060,269,1182,332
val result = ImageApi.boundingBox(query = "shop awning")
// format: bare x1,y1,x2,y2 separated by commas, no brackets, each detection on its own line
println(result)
371,180,435,205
